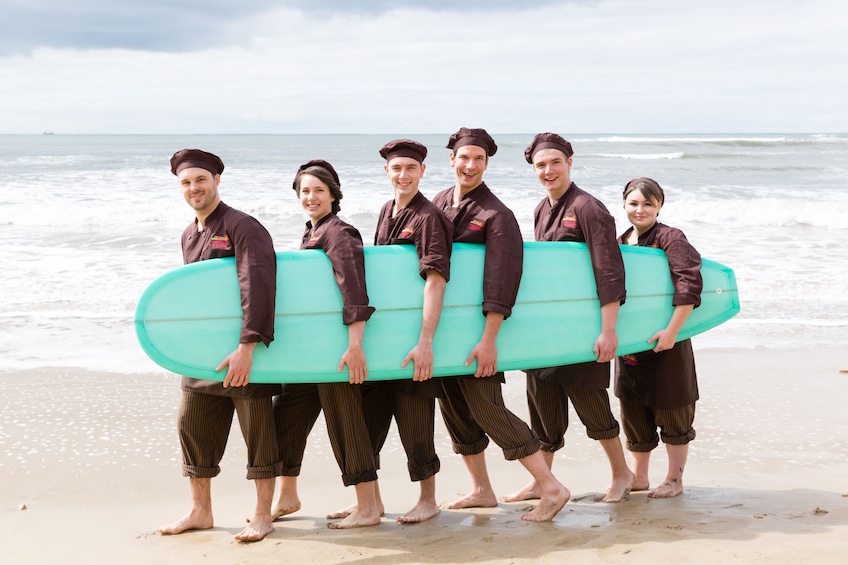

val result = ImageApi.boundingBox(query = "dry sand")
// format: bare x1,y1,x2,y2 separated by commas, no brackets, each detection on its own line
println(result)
2,347,847,564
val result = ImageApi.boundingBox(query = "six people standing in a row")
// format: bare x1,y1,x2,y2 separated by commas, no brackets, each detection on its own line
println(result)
159,129,703,542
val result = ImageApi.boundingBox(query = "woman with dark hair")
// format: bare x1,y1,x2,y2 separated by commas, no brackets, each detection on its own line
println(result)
272,160,382,528
616,177,702,498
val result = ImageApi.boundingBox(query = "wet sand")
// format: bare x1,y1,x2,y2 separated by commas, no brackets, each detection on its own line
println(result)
2,347,847,563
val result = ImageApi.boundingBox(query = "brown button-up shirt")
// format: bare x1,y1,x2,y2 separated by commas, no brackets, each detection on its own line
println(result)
374,191,452,281
302,213,375,325
529,184,625,388
432,182,523,318
534,183,625,306
619,222,702,307
180,201,279,398
374,190,452,396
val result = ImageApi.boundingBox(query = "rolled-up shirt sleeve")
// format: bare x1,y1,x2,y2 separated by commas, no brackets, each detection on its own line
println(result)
663,235,702,307
415,212,453,282
482,210,523,318
580,203,626,307
318,217,376,325
230,216,277,347
434,183,522,318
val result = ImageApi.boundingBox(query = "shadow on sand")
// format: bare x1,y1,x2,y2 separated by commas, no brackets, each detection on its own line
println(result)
210,486,848,563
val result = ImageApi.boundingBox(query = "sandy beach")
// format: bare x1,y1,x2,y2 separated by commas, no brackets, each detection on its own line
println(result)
2,347,847,564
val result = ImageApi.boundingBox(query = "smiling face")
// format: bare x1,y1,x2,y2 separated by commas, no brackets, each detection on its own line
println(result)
385,156,425,202
531,148,572,201
624,187,662,234
179,167,221,219
298,173,336,223
450,144,488,193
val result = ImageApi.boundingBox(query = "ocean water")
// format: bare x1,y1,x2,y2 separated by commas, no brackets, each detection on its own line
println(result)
1,133,846,373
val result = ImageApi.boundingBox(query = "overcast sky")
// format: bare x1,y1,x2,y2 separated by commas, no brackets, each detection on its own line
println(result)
0,0,845,134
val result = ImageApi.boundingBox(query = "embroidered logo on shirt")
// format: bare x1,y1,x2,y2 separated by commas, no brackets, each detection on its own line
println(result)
400,227,414,238
210,235,231,249
561,215,577,229
468,219,485,232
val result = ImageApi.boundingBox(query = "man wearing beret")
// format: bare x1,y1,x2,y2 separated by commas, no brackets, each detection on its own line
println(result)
431,128,570,522
502,133,634,504
158,149,281,542
353,138,453,523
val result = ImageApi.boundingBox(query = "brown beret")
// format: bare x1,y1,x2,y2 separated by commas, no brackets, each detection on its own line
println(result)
524,132,574,164
379,139,428,164
446,127,497,157
293,159,341,191
170,148,225,176
624,177,665,205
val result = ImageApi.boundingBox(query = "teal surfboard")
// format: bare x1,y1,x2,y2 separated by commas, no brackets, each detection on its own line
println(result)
134,242,740,383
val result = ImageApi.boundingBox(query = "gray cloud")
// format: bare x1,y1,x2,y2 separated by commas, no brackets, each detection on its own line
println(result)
3,0,844,134
0,0,578,54
1,1,274,54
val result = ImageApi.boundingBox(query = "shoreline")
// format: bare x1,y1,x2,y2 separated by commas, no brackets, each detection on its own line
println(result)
2,347,847,563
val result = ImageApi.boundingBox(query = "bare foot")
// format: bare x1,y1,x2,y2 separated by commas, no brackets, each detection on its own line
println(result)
631,481,650,492
271,501,301,520
603,486,631,503
397,500,441,524
327,503,356,520
328,502,386,520
158,509,214,535
272,476,301,520
521,485,570,522
602,469,635,503
502,479,541,502
442,490,498,510
271,496,301,520
648,478,683,498
234,517,274,542
327,507,382,529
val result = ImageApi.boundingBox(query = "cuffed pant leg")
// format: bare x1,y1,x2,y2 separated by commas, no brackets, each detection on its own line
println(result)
233,396,280,480
393,393,439,482
657,404,697,446
438,378,490,456
361,384,393,470
178,391,233,478
526,373,568,452
620,399,659,452
565,385,621,441
273,384,321,476
458,377,539,461
318,382,378,486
